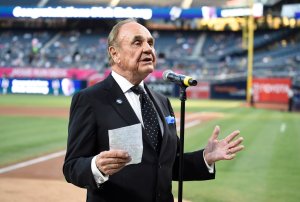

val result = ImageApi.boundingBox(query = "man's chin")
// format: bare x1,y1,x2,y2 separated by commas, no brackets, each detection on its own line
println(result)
139,64,154,73
147,67,155,73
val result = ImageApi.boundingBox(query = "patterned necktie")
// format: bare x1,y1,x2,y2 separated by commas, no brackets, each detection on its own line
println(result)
131,85,162,153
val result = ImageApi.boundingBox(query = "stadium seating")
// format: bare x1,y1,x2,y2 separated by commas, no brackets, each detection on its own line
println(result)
0,27,299,80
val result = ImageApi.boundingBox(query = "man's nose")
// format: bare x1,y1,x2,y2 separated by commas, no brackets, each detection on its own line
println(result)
143,42,153,53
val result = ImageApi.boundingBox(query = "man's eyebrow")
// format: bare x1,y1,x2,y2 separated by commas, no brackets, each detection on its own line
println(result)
131,35,143,42
148,37,155,44
131,35,154,43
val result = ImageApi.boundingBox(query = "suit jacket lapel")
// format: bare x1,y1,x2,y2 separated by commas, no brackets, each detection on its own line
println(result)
104,75,140,125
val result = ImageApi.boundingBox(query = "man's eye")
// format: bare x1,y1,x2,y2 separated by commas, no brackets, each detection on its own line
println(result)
134,41,141,46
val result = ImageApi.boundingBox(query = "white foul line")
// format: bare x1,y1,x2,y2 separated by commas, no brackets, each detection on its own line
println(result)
0,150,66,174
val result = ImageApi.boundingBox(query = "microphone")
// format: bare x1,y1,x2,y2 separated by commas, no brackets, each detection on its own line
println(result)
162,70,197,87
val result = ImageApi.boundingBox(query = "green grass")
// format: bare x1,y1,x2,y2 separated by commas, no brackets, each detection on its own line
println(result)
0,94,72,107
0,94,70,165
172,99,300,202
0,95,299,202
0,116,68,165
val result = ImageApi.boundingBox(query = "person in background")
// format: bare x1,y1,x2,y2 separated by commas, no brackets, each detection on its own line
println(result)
288,87,294,112
63,18,244,202
1,74,9,94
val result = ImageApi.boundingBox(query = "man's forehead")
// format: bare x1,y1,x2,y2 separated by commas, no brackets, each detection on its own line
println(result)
118,22,153,40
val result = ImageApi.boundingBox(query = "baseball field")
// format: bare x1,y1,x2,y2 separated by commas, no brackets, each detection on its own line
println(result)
0,94,299,202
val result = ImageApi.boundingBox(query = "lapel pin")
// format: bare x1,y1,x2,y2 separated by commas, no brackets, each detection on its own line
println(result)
116,99,123,105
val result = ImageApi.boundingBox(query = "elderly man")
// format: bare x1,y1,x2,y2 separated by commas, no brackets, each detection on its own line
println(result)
63,19,244,202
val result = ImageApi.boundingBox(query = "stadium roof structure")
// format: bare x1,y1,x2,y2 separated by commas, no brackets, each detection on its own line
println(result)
0,0,282,8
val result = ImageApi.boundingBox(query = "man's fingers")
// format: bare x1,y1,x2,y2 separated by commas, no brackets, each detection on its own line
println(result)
224,130,240,143
229,145,245,154
210,125,220,141
99,157,131,165
225,144,245,160
96,151,132,175
97,150,132,167
227,137,244,148
225,153,236,160
99,150,129,159
103,162,127,170
102,164,127,175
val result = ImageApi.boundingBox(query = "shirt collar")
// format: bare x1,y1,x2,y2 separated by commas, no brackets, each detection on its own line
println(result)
111,71,144,93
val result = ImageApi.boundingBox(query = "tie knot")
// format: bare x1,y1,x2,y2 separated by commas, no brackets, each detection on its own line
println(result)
131,85,145,95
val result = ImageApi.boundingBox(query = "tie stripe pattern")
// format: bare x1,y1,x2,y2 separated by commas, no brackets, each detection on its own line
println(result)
131,85,162,153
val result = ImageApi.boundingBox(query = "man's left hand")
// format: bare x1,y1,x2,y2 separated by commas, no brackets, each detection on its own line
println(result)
204,125,244,165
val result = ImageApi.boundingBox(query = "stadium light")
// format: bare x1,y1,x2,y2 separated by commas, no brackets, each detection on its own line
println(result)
109,0,120,7
181,0,193,9
12,6,153,20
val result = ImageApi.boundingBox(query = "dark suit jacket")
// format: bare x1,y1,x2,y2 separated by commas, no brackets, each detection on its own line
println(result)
63,74,215,202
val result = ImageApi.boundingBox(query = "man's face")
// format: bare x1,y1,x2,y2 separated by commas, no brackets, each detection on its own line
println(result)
110,22,156,82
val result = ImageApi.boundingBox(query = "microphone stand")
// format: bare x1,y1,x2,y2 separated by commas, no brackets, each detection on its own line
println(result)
178,85,187,202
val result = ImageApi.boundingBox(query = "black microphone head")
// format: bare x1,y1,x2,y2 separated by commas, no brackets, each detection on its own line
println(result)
189,79,198,86
162,70,173,81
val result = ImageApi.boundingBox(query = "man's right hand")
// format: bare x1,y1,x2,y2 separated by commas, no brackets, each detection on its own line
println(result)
95,150,131,176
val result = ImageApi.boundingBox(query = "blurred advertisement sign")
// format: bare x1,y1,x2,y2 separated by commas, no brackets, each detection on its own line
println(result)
11,79,50,94
252,78,292,104
146,81,175,97
0,78,86,96
221,3,263,18
12,6,152,20
0,5,263,20
0,67,100,80
210,80,246,100
186,82,210,99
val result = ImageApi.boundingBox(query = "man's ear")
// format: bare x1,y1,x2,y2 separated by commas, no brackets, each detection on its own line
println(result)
109,46,120,64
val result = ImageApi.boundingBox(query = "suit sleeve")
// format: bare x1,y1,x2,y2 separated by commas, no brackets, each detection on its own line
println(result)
165,98,215,181
63,92,99,189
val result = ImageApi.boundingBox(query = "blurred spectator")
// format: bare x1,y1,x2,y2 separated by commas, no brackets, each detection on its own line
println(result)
1,74,9,94
288,87,294,112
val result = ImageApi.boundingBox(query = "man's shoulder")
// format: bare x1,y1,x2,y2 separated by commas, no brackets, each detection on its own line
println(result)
151,89,167,99
147,87,169,104
75,75,113,98
84,76,113,92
